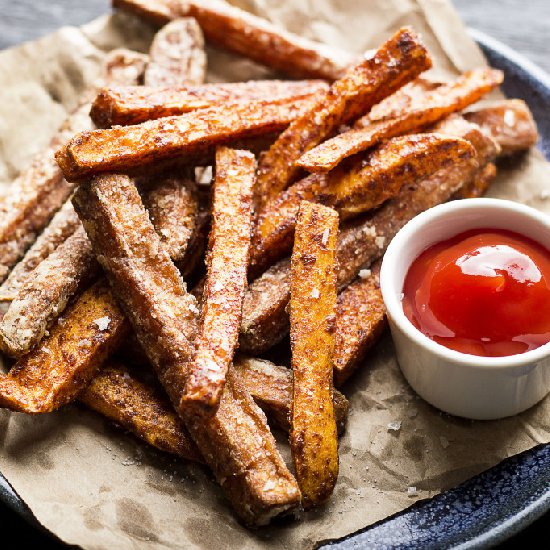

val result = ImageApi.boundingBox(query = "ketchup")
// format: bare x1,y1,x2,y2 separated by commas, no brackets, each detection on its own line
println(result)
402,229,550,357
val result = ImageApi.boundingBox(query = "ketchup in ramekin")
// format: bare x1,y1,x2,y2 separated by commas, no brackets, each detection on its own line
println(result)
402,229,550,357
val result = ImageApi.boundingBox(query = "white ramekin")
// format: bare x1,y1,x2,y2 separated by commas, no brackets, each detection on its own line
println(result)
380,198,550,420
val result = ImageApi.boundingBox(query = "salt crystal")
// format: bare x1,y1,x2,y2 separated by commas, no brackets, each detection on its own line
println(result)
407,486,418,496
311,288,320,299
321,228,330,246
375,236,385,248
94,317,111,331
263,479,277,492
188,302,199,314
387,421,401,432
358,268,371,279
363,225,376,237
504,109,516,127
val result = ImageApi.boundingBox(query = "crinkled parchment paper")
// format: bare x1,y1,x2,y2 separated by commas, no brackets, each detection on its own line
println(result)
1,1,550,549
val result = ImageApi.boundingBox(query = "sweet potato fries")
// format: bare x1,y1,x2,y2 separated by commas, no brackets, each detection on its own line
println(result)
0,8,540,530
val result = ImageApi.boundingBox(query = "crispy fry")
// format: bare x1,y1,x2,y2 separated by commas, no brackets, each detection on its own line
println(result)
184,369,301,525
142,173,199,262
103,48,148,85
58,96,317,182
252,134,476,273
464,99,539,155
297,68,503,172
90,80,329,127
430,114,500,166
0,281,129,413
181,147,255,411
73,174,199,396
255,28,432,210
145,18,206,87
73,174,300,525
240,258,291,355
113,0,174,26
0,105,90,283
80,362,204,463
177,204,210,280
0,226,99,357
240,120,486,354
334,261,386,386
454,162,497,199
113,0,353,79
0,200,80,302
234,357,349,434
368,77,442,120
289,201,339,508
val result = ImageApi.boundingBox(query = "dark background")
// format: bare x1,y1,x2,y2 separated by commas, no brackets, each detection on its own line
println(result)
0,0,549,547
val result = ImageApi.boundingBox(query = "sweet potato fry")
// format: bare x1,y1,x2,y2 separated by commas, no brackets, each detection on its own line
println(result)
0,226,99,357
181,147,255,411
289,201,339,508
184,369,301,525
234,357,349,434
142,173,199,262
176,204,210,280
90,80,329,127
454,162,497,200
113,0,173,26
368,78,442,120
239,258,291,354
72,174,199,397
464,99,539,155
0,106,90,283
73,174,300,526
79,362,204,463
0,200,80,302
430,114,500,166
254,27,432,210
58,96,316,182
145,17,206,87
239,120,486,354
103,48,148,85
297,68,503,172
252,133,476,273
334,261,386,386
113,0,353,79
0,281,129,413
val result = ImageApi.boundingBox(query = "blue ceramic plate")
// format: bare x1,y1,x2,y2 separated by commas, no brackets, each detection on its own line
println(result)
1,28,550,548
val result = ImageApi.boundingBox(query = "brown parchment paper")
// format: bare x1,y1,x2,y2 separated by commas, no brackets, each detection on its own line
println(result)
1,1,550,549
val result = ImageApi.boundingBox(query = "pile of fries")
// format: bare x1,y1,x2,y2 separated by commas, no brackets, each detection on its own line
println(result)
0,0,538,527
